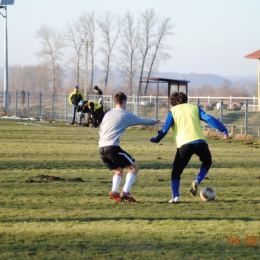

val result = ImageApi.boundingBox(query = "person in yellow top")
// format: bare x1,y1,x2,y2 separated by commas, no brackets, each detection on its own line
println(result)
68,85,84,125
85,100,104,128
151,92,228,204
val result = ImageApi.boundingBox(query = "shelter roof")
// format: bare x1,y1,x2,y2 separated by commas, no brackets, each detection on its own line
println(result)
140,77,189,83
244,49,260,59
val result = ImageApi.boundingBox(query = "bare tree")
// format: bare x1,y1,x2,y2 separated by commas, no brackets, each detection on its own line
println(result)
137,9,157,95
97,10,122,93
64,18,88,88
120,11,140,95
215,79,231,96
144,17,173,95
79,11,96,93
35,25,64,93
197,84,214,96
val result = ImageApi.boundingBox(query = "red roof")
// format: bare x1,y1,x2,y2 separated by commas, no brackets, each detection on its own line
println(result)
245,49,260,59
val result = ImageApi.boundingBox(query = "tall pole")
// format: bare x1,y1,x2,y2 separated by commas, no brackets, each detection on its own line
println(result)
3,6,8,111
84,40,89,100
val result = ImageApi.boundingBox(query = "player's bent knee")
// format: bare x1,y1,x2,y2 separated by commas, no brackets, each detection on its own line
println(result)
114,167,124,176
201,161,212,170
129,162,140,174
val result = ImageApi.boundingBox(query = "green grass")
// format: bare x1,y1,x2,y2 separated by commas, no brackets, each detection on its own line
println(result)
0,119,260,259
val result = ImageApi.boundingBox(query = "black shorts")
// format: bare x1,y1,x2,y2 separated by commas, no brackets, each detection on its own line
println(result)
99,146,135,170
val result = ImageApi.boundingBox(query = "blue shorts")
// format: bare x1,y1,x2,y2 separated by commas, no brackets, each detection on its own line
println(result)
99,146,135,170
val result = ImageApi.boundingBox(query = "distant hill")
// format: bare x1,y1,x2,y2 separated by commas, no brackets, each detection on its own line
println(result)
157,71,257,87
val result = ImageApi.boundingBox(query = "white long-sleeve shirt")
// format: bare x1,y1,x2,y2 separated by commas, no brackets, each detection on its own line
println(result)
99,108,157,147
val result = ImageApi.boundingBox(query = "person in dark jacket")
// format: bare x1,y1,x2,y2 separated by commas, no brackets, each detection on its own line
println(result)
93,86,103,96
68,86,84,125
93,86,103,105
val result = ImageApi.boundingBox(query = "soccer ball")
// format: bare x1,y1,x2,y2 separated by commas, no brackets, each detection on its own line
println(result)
200,187,216,202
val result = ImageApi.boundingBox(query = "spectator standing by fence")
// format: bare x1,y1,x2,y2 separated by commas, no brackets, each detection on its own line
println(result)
93,86,103,105
68,86,84,125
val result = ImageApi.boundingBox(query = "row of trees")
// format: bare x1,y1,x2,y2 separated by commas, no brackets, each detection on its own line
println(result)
4,66,256,98
34,9,173,95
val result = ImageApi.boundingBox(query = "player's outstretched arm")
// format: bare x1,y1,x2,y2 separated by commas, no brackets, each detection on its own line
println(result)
198,107,228,136
151,112,173,143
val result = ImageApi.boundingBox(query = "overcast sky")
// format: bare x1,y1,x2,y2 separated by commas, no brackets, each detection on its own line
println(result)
0,0,259,77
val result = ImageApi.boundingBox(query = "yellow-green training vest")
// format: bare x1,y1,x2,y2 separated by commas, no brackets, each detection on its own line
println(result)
88,100,102,111
170,103,205,148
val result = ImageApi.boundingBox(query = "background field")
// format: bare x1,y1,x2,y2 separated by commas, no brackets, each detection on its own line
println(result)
0,119,260,260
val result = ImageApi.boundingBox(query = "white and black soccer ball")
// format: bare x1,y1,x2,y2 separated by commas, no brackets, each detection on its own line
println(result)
200,187,216,202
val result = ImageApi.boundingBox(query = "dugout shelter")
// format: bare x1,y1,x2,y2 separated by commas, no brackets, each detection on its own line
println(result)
139,77,190,98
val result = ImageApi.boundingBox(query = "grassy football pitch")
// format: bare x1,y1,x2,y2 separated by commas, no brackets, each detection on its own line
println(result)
0,119,260,260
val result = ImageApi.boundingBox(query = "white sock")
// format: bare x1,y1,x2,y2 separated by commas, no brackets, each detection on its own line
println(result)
122,173,136,193
112,175,121,193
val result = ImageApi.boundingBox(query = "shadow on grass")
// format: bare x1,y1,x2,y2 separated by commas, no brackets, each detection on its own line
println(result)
0,160,106,170
0,160,235,171
1,214,258,223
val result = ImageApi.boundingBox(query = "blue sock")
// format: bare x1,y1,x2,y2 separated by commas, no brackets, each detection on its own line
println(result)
196,168,208,184
171,179,180,198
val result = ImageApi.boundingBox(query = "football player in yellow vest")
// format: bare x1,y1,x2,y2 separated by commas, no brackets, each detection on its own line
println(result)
85,100,104,127
151,92,228,204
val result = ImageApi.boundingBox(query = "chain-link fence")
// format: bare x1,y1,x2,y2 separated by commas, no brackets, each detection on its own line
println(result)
188,96,260,138
1,91,260,137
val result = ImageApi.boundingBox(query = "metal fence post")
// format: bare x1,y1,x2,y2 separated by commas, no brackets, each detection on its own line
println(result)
136,96,140,117
15,91,18,115
65,93,68,121
245,100,248,133
39,92,42,118
51,93,54,120
155,96,158,120
220,99,223,122
110,95,113,110
197,98,200,106
27,91,30,117
133,95,136,115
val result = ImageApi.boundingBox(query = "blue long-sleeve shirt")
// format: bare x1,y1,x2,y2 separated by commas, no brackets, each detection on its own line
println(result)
151,106,228,144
